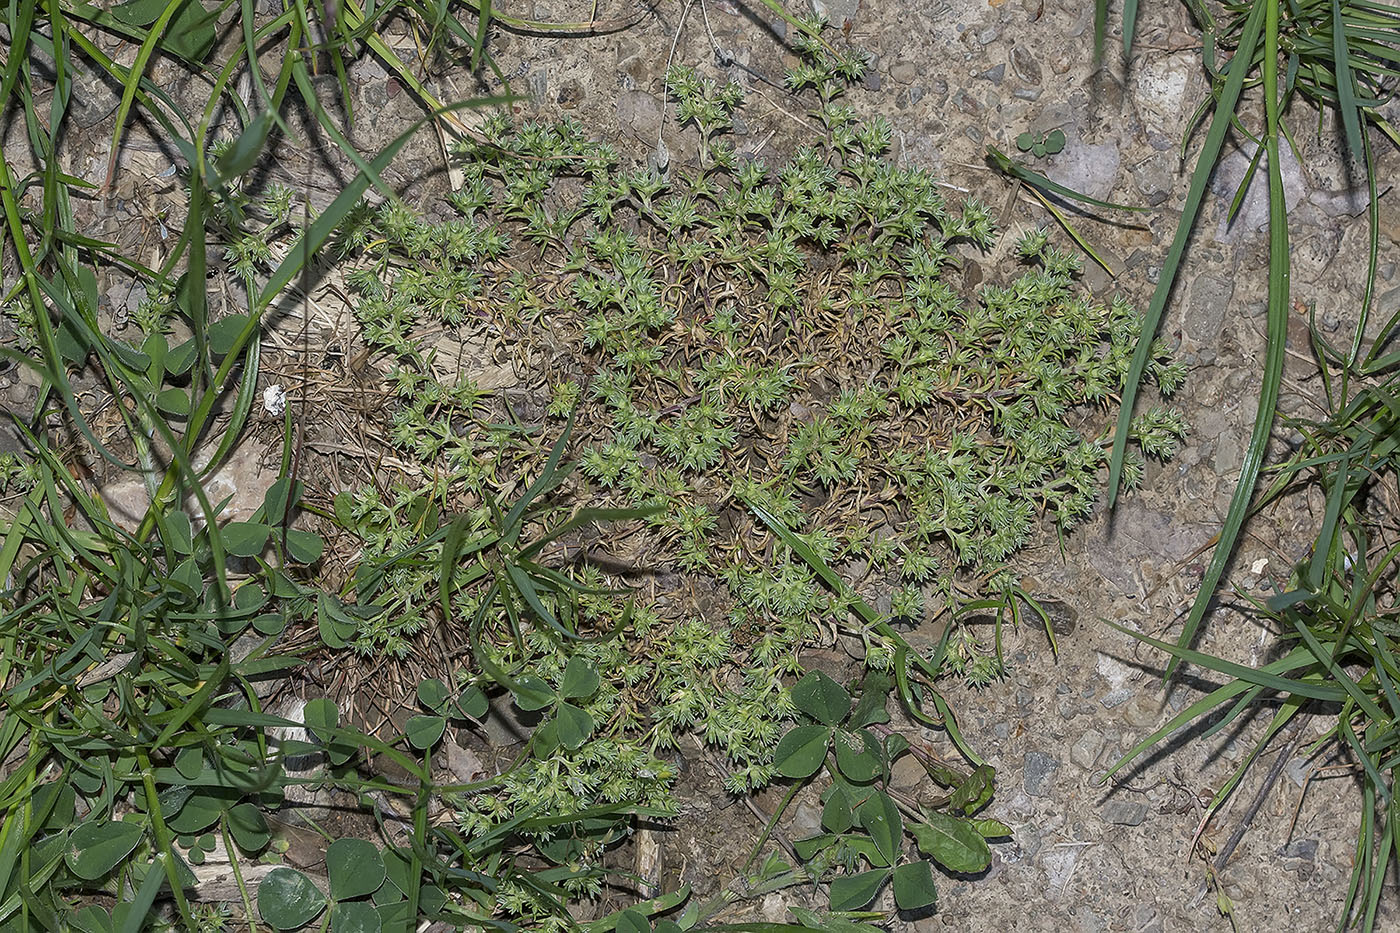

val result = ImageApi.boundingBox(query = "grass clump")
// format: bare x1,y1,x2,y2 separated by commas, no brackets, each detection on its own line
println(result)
1106,368,1400,931
1087,1,1400,927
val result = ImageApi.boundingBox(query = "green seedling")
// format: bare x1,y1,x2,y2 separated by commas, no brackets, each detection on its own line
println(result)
1015,128,1066,157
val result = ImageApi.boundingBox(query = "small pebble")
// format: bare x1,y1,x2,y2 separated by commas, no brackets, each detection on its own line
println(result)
1100,688,1133,709
978,64,1006,85
1103,800,1149,826
1023,751,1061,797
1071,729,1103,769
1011,45,1043,85
1281,838,1319,861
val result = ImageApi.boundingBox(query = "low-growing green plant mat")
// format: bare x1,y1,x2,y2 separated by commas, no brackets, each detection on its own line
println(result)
312,23,1185,925
334,39,1186,693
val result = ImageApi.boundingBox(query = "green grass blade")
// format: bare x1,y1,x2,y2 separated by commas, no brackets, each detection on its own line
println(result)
517,504,663,560
1166,0,1291,676
749,499,985,763
986,145,1148,212
1331,0,1367,165
1225,143,1265,225
118,850,169,933
103,0,187,192
1108,618,1344,700
1094,0,1108,62
1201,683,1265,739
1022,185,1120,275
1341,783,1375,927
1308,452,1355,588
1100,639,1324,781
1290,617,1388,724
1202,698,1305,821
255,95,504,310
502,405,576,543
472,0,492,71
1107,0,1270,505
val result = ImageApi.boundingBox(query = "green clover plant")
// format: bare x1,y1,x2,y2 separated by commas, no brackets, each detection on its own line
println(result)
771,670,1009,913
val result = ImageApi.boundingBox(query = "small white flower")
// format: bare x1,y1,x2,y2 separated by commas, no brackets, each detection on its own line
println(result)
263,383,287,416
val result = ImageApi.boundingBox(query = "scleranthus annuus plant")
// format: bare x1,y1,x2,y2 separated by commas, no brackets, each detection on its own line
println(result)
330,23,1186,921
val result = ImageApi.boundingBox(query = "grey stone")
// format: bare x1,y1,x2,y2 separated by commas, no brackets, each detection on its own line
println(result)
791,800,823,838
482,693,539,747
1023,751,1060,797
810,0,860,27
1103,800,1149,826
1286,756,1313,789
1309,185,1368,218
1071,904,1102,931
954,91,981,116
1122,693,1164,729
446,741,486,783
1135,905,1164,933
350,54,389,83
616,90,663,139
1213,428,1243,476
268,698,335,815
889,754,926,793
1071,729,1104,769
1185,273,1233,346
1046,139,1121,203
1011,45,1042,85
1211,143,1307,239
1281,838,1319,861
100,437,278,535
1100,688,1133,710
978,64,1005,85
897,86,925,108
1132,54,1195,131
